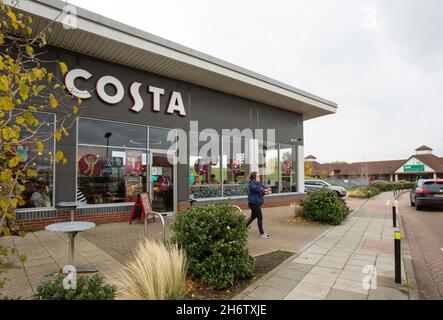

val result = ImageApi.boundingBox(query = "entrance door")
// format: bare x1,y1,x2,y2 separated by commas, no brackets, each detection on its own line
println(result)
149,152,176,214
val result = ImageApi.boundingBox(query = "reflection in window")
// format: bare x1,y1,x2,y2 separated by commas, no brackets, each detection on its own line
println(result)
149,127,177,151
279,144,296,193
77,146,147,204
259,142,279,194
78,118,147,148
189,133,221,198
222,136,250,197
13,111,55,209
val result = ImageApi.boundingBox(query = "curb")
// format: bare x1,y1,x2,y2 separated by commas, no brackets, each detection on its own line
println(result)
232,200,366,300
394,192,420,300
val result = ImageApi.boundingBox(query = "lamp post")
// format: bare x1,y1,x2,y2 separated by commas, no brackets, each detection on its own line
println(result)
104,132,112,157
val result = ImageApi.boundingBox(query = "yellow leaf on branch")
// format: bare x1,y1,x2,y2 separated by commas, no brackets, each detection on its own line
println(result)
56,150,64,163
36,141,44,152
25,45,34,57
59,61,68,76
49,93,58,108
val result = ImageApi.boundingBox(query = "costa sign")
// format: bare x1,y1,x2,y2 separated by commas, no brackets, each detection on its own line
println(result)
65,69,186,116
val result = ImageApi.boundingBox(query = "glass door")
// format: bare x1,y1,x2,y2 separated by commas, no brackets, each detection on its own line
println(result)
149,152,176,214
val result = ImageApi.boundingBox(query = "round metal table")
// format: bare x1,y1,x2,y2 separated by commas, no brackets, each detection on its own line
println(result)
45,221,98,273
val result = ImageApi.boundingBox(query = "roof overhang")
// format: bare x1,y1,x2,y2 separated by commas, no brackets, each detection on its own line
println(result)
6,0,338,120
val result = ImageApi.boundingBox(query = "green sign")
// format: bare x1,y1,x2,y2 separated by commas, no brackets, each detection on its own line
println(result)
404,164,425,172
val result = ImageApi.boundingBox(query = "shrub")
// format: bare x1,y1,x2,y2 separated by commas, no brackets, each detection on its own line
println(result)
115,239,187,300
370,181,414,192
347,186,380,198
33,274,116,300
301,189,350,225
170,203,254,290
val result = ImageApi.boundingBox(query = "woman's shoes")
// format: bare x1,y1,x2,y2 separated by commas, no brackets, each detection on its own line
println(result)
260,233,270,239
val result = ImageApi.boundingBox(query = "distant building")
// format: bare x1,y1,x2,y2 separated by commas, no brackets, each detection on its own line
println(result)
305,146,443,182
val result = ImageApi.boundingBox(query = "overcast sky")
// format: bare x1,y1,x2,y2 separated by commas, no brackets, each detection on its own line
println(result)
68,0,443,163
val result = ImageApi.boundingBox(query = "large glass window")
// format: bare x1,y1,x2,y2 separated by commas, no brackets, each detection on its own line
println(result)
279,144,297,193
13,111,55,209
77,145,147,204
222,136,250,197
149,127,176,151
259,141,279,194
189,132,221,198
78,118,147,148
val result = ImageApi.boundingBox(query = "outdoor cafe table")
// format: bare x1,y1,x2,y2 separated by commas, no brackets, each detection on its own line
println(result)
45,221,98,273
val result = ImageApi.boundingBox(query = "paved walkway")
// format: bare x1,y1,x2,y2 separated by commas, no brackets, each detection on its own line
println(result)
235,192,415,300
0,205,327,299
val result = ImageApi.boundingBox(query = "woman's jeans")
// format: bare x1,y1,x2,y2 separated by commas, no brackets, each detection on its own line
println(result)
247,203,265,235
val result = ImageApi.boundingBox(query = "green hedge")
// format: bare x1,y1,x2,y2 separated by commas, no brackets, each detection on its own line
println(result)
170,203,254,290
33,274,116,300
190,184,249,198
301,189,350,225
370,181,414,192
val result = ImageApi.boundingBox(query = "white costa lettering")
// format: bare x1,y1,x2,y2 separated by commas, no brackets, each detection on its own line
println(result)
148,86,164,112
96,75,125,105
129,82,144,112
65,68,92,99
167,91,186,116
65,69,186,116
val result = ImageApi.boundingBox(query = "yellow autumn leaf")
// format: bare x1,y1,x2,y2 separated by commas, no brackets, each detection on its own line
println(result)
27,169,38,178
0,75,10,91
28,16,33,24
62,158,67,165
8,157,20,168
49,93,58,108
7,11,16,22
59,61,68,76
73,106,78,114
19,83,30,100
47,72,54,83
25,45,34,57
15,116,25,125
54,131,61,141
18,184,26,192
36,141,44,152
56,151,64,163
61,127,69,136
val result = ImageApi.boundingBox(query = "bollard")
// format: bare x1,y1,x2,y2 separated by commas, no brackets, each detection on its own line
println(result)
394,231,401,284
392,200,397,228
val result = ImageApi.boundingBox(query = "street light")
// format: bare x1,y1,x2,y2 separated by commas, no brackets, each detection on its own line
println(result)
105,132,112,157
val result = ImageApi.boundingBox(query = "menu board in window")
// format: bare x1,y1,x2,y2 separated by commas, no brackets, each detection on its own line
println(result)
125,150,142,175
125,176,143,199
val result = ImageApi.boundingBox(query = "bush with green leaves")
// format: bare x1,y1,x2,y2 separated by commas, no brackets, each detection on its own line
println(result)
301,189,350,225
33,274,116,300
370,181,414,192
170,203,254,290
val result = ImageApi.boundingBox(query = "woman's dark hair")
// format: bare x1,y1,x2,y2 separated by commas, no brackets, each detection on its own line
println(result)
249,171,258,181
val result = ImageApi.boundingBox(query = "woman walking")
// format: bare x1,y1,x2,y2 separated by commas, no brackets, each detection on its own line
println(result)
247,171,272,238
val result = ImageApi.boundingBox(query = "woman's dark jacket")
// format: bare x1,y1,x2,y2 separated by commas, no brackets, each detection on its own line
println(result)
248,180,266,206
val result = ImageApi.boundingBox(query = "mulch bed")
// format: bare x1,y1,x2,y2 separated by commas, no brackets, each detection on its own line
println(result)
184,250,293,300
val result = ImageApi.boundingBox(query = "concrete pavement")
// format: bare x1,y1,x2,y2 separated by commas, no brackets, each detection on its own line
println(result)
235,192,415,300
0,205,327,299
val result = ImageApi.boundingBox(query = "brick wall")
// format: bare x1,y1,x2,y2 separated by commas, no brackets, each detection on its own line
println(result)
18,210,132,232
18,194,306,231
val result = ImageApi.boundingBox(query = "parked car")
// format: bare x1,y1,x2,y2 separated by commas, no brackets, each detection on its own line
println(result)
305,180,347,197
410,179,443,210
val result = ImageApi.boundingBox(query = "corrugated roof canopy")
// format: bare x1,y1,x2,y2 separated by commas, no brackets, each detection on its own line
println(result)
7,0,337,120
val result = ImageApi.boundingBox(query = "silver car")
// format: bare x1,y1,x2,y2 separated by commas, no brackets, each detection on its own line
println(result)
305,180,347,197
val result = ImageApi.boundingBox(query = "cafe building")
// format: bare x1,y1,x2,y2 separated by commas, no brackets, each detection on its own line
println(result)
11,0,337,230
